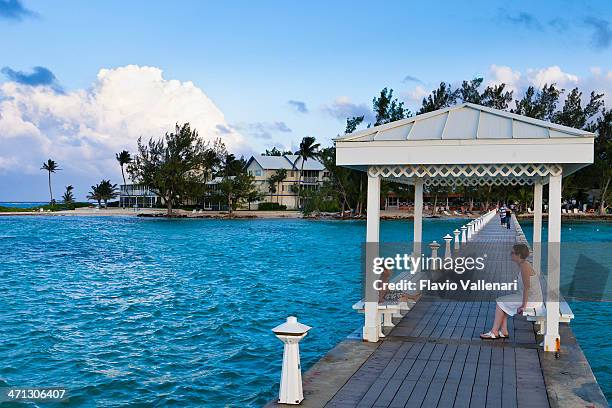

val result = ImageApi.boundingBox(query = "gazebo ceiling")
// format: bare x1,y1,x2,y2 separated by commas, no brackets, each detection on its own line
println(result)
335,103,595,184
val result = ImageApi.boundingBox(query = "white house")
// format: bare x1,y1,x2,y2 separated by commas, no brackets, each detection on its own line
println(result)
245,155,329,209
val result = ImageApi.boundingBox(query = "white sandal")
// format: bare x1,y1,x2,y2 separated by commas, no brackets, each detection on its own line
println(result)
498,331,508,338
480,331,497,339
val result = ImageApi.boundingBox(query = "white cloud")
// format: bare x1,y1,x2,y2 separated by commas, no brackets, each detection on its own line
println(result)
321,96,374,122
403,85,429,107
0,65,247,182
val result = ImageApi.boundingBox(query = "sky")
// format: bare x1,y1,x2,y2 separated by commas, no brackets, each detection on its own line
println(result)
1,0,612,201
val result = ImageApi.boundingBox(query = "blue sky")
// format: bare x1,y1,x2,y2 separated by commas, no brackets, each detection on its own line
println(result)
1,0,612,200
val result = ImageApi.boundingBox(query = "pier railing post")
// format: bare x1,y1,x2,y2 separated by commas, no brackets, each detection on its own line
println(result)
460,225,467,245
429,241,440,270
443,234,453,259
453,229,460,250
272,316,311,405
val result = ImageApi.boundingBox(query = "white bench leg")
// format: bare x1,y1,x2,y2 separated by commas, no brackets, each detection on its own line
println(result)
382,310,395,327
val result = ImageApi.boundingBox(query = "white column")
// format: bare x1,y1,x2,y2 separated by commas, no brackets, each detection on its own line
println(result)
533,180,543,273
544,174,561,352
413,179,424,277
364,172,381,342
413,179,423,254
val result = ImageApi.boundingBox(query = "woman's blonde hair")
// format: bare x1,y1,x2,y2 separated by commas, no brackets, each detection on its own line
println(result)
513,243,530,259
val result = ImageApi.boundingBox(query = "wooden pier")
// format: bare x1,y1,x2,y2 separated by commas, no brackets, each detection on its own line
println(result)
269,216,608,408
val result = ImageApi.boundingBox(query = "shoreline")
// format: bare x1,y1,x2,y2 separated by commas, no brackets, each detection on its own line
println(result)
1,207,612,221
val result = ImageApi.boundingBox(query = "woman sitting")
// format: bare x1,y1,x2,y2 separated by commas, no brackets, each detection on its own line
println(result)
480,243,543,339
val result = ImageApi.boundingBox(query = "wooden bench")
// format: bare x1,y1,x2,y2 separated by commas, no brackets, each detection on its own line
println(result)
523,297,574,334
352,268,422,335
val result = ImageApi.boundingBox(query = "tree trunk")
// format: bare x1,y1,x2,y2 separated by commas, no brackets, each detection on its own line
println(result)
433,195,438,215
121,166,126,186
166,193,173,216
299,161,305,210
48,171,53,204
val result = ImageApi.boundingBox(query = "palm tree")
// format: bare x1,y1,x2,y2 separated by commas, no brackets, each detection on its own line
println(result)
293,137,320,209
275,168,287,204
88,180,118,208
99,179,119,207
267,174,278,201
115,150,131,186
87,183,103,207
41,159,61,205
62,185,75,208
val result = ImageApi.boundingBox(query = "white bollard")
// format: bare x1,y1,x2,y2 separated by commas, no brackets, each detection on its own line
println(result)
467,222,473,240
453,229,460,250
272,316,311,405
429,241,440,270
443,234,453,259
461,225,467,244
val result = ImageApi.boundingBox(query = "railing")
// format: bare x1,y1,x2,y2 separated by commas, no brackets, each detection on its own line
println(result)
120,184,157,197
302,177,319,184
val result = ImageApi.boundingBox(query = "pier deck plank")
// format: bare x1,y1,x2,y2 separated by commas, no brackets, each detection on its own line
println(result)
325,216,550,408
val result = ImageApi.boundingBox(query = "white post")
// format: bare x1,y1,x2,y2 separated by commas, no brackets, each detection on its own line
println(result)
533,180,543,274
364,172,381,342
461,225,467,244
272,316,311,405
453,229,460,250
429,241,440,270
544,174,562,352
413,178,424,260
467,222,473,240
443,234,453,259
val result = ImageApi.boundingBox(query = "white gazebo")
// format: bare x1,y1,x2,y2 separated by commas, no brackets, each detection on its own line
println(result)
335,103,595,351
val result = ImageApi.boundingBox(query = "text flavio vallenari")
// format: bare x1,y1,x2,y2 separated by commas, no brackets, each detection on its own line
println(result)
374,279,519,292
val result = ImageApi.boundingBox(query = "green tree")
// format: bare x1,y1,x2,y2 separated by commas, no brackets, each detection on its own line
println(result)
41,159,60,205
293,136,321,209
345,116,365,134
458,78,484,104
87,183,103,207
513,84,562,120
62,185,75,208
590,108,612,214
553,88,604,128
115,150,131,186
480,84,513,110
218,154,257,214
373,88,409,125
88,180,118,208
128,123,209,216
419,82,459,114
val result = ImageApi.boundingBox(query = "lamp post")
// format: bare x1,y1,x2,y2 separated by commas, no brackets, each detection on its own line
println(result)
272,316,311,405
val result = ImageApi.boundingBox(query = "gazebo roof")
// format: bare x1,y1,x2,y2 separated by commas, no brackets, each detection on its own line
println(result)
337,103,594,142
335,103,595,185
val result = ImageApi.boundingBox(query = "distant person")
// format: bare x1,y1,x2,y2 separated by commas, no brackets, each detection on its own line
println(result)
499,206,506,227
480,244,543,339
505,207,512,229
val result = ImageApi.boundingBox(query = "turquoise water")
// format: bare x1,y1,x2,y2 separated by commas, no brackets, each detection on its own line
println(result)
0,202,47,208
0,216,609,406
521,220,612,401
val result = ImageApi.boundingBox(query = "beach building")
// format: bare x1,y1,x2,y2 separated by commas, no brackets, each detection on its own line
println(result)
245,154,330,209
118,184,160,208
